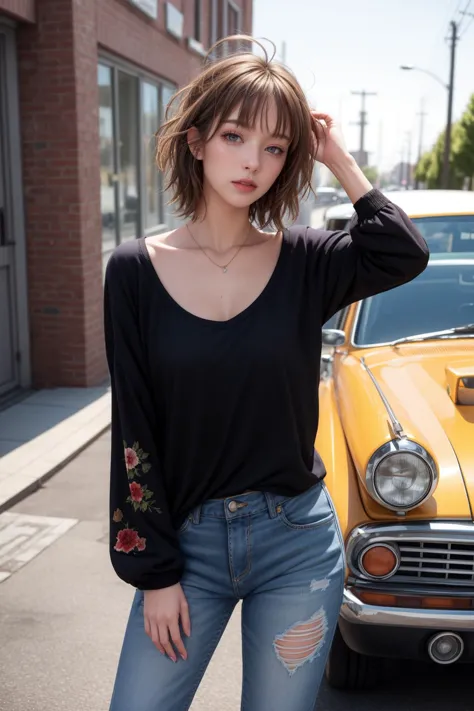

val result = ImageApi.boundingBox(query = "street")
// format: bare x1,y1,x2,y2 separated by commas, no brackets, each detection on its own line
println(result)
0,433,471,711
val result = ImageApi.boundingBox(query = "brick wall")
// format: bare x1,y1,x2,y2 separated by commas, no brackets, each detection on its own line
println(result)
0,0,34,23
97,0,204,86
12,0,252,389
17,0,103,388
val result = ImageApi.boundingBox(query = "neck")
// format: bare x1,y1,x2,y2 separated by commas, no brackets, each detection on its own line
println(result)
191,187,254,253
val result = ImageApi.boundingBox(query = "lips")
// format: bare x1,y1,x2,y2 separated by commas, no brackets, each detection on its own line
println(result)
233,180,257,188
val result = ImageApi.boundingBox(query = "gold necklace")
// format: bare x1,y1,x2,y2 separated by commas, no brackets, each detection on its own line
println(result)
185,222,253,273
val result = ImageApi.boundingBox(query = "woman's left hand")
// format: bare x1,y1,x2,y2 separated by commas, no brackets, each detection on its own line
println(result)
310,112,349,167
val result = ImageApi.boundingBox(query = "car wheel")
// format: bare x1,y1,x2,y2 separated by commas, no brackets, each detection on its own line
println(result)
325,624,379,690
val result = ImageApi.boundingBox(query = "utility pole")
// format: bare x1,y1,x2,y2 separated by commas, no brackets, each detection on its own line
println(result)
405,132,412,189
442,20,458,189
351,91,377,167
415,98,427,189
376,120,383,188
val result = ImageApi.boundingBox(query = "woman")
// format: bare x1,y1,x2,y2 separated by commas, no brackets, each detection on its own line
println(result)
105,35,428,711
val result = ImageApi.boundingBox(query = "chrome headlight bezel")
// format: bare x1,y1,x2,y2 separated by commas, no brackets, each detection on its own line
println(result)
366,439,438,512
357,542,401,580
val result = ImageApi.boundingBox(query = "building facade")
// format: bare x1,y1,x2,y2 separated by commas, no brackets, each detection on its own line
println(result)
0,0,252,403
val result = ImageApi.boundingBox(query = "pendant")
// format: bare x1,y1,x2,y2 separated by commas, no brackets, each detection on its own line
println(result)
223,267,228,273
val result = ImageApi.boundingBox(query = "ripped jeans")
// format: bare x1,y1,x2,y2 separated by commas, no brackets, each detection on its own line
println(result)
109,482,345,711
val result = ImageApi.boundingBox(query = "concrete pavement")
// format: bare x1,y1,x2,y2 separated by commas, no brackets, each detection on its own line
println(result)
0,385,111,514
0,432,472,711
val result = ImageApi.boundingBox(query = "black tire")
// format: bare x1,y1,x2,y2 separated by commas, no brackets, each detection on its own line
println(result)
325,624,379,690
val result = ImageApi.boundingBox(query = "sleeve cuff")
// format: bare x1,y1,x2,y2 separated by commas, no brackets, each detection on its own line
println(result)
353,189,391,222
135,569,183,590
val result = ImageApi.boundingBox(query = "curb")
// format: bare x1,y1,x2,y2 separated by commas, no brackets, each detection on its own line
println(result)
0,393,111,514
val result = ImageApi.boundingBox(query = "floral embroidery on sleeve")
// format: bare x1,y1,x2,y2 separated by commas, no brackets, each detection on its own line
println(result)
112,441,161,555
114,527,147,553
124,441,151,479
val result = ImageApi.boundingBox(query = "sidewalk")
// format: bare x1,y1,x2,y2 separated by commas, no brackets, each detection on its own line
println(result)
0,386,111,513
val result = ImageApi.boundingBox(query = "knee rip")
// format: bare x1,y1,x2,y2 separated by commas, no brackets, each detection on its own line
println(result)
273,608,328,676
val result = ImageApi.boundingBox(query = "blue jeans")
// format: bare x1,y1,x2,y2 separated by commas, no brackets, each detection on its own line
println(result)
109,482,345,711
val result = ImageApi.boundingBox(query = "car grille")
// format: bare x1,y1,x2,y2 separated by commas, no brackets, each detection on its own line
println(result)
393,540,474,586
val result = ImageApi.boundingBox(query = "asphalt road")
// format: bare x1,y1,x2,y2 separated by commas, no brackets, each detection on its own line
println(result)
0,433,471,711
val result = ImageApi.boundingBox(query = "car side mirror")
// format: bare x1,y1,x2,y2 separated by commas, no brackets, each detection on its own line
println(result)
322,329,346,347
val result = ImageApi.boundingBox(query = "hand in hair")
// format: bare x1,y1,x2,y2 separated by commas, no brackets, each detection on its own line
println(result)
310,112,349,167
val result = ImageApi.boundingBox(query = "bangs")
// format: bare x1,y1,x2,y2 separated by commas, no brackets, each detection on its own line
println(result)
206,69,305,148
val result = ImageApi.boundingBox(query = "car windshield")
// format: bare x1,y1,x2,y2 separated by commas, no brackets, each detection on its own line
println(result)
354,259,474,346
411,215,474,253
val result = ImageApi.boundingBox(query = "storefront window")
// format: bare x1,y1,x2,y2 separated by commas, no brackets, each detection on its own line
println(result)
142,82,160,230
99,62,177,265
118,71,139,243
98,65,116,262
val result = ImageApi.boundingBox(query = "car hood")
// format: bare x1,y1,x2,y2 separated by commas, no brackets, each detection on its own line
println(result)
336,341,474,519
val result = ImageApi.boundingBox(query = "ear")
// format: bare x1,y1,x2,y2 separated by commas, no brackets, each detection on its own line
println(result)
187,126,203,160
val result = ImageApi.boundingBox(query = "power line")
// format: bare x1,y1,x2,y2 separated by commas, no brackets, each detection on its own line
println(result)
457,0,472,32
459,9,474,36
418,0,462,100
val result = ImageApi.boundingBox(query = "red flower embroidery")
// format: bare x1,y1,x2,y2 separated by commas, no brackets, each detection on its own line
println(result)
124,447,139,471
129,482,144,503
137,537,146,551
114,527,140,553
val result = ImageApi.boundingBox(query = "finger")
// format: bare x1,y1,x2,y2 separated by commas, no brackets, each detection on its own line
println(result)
159,623,177,663
148,618,165,655
180,598,191,638
311,111,332,122
169,620,187,660
310,115,327,138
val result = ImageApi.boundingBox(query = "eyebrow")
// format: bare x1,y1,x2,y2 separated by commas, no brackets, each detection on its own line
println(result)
223,119,290,142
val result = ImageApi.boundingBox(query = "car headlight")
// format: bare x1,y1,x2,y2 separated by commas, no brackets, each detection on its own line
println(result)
366,440,437,511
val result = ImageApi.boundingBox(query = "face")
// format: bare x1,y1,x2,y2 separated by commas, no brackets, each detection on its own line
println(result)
188,98,290,211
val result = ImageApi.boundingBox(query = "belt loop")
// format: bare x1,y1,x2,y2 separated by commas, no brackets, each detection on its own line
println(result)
192,504,202,525
264,492,278,518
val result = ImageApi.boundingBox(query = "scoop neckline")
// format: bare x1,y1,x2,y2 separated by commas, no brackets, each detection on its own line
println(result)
138,230,287,327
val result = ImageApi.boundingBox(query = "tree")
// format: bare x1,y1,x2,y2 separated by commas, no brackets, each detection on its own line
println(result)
414,150,433,187
452,93,474,190
361,166,378,184
414,122,465,189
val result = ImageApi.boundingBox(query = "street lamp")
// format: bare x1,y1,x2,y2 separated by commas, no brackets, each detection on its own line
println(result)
400,65,448,91
400,64,453,189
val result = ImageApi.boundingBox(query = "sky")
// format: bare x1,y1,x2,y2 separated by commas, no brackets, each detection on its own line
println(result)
252,0,474,181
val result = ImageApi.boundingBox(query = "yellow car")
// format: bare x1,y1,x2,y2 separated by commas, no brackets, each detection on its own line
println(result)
319,190,474,690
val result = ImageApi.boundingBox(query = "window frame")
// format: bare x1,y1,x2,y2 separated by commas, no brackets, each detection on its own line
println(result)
98,52,177,269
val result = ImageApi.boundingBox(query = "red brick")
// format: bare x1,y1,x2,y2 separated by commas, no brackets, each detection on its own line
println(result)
12,0,251,389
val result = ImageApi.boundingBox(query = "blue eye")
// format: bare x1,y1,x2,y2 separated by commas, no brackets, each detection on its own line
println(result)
222,132,242,143
222,132,285,156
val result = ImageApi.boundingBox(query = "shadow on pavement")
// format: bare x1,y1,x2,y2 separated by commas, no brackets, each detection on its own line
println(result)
317,659,472,711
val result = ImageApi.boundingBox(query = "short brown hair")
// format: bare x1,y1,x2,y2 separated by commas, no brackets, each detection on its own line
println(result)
155,35,317,231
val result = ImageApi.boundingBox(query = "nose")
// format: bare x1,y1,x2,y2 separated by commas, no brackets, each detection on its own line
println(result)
242,145,260,173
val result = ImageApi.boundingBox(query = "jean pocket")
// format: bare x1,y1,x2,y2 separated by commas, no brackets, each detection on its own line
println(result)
277,482,335,530
177,514,192,535
321,483,347,570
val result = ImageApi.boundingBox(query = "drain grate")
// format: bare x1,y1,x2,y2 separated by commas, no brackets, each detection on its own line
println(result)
0,511,78,582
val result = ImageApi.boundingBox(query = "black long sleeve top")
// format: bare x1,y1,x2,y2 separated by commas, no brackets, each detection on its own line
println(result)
103,189,429,590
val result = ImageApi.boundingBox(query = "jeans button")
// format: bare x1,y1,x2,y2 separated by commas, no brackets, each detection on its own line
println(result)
228,500,238,512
